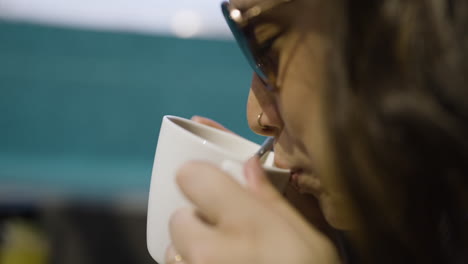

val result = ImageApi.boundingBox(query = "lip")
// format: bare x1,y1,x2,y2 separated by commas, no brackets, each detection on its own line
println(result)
273,156,291,170
272,142,323,195
290,170,323,198
289,167,323,196
274,154,310,193
290,168,303,189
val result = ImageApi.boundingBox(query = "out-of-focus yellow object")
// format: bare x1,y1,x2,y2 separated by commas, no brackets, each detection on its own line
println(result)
0,219,50,264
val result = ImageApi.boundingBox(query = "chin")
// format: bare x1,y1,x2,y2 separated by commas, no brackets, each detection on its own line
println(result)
319,195,355,230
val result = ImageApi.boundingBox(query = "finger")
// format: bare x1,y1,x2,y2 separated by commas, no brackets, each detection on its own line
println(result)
169,207,219,264
191,116,235,134
165,244,186,264
244,156,283,201
176,161,251,225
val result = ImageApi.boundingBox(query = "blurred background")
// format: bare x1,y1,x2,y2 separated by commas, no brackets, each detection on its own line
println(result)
0,0,261,263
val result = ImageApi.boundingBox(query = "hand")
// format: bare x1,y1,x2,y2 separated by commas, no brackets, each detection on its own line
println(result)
166,157,341,264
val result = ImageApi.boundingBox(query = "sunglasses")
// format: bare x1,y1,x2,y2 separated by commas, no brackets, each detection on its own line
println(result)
221,0,293,91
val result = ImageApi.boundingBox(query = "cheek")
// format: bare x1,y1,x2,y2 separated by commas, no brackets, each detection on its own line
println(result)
276,36,328,146
276,38,358,230
276,69,324,157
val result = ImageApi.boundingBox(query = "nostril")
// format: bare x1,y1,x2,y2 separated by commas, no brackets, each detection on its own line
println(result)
257,112,273,130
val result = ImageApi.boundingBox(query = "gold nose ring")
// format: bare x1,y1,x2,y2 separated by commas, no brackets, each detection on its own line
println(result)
168,254,183,264
174,254,183,262
257,112,270,130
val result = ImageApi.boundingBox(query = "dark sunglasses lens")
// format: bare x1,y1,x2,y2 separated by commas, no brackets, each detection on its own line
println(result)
221,2,271,86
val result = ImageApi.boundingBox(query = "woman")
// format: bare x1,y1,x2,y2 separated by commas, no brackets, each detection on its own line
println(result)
166,0,468,263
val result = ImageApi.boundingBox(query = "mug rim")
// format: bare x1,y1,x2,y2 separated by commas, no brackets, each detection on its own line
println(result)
163,115,288,173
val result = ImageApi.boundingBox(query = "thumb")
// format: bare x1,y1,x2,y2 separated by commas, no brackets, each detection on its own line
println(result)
244,156,283,202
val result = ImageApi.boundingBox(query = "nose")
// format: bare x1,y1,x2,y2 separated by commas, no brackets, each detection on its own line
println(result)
247,73,283,136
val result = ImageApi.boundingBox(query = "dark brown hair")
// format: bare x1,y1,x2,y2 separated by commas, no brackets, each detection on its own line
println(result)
324,0,468,263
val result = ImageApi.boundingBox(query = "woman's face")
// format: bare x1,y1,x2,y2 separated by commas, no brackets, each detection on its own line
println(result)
233,0,353,229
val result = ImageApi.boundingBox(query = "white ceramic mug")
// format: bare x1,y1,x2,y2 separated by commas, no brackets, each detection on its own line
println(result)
146,115,290,263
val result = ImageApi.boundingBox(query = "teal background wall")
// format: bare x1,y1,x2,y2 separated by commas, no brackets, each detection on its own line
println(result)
0,22,262,201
